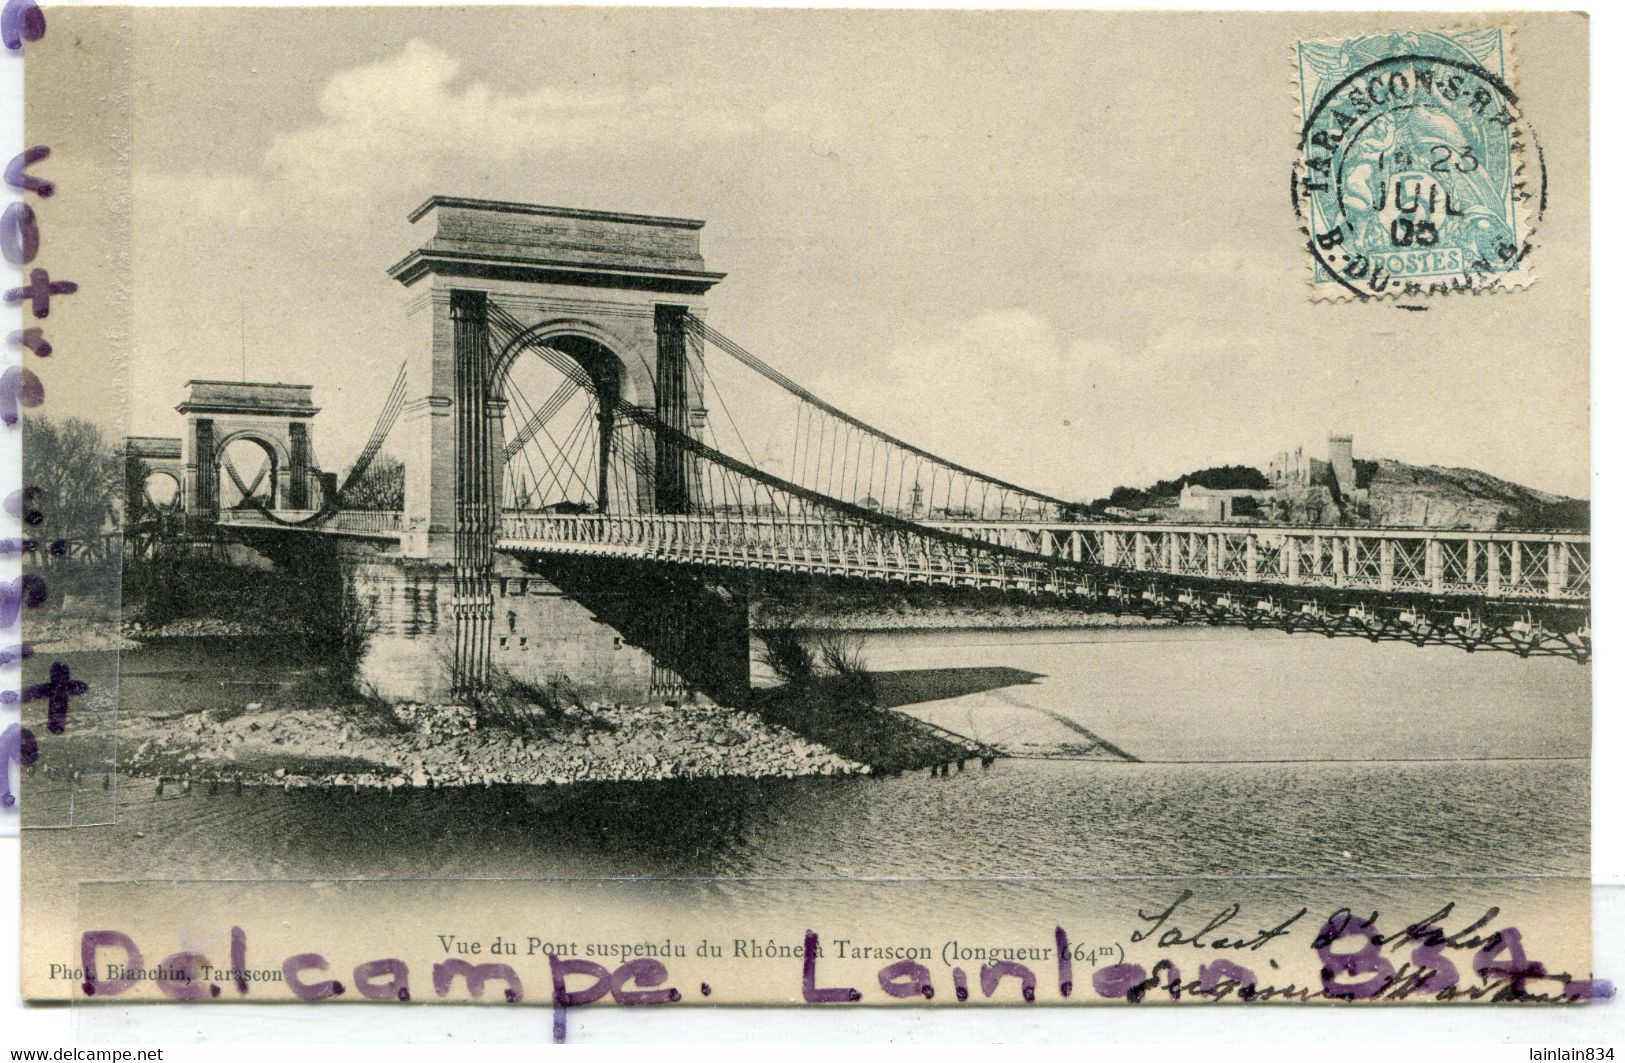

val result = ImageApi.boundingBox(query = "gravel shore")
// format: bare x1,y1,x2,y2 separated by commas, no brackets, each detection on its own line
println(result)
28,615,265,653
118,699,874,789
35,606,1124,789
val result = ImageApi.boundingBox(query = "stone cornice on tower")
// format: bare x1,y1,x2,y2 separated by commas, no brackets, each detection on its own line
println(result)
176,380,320,418
388,196,727,295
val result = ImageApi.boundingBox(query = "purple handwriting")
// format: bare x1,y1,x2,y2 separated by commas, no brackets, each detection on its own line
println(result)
75,927,684,1007
3,659,87,733
70,912,1612,1016
59,911,1618,1043
0,720,35,806
74,925,683,1040
0,2,89,814
803,910,1613,1005
1,0,44,54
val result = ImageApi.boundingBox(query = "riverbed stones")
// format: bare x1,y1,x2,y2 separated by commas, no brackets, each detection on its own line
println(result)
113,693,909,791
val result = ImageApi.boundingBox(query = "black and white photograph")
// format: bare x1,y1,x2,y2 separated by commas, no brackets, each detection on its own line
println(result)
5,3,1608,1040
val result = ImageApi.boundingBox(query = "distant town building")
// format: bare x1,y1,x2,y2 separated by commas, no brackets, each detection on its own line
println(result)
1268,446,1310,487
1177,483,1273,521
1271,434,1365,501
1328,433,1357,498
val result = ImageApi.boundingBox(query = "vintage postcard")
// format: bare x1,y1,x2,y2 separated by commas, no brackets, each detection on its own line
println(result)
10,6,1598,1018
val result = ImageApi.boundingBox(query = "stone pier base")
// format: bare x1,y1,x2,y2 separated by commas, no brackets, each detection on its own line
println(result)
343,548,749,706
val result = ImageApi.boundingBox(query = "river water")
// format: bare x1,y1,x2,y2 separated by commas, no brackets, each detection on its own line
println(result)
23,624,1593,1008
29,625,1589,911
851,625,1590,763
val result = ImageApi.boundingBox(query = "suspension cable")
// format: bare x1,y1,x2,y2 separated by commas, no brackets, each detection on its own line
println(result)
687,318,1073,514
224,359,409,528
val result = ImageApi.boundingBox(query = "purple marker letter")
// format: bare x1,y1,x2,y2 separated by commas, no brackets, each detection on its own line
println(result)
282,953,343,1000
801,931,860,1003
354,958,411,1002
877,959,934,1000
80,930,142,998
434,958,522,1003
156,951,208,1001
1,722,37,807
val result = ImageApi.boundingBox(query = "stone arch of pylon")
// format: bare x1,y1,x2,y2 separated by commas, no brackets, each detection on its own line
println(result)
388,196,725,560
210,428,287,508
143,467,183,504
490,314,658,410
375,195,729,696
490,314,675,516
176,380,322,522
123,435,187,518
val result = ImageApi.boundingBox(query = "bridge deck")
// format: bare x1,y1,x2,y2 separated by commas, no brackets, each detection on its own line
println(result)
495,513,1588,604
217,509,403,538
222,509,1589,604
217,509,1591,660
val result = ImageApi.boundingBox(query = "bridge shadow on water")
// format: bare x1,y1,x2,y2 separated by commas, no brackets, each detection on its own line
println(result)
866,666,1045,709
746,669,1044,772
862,664,1139,762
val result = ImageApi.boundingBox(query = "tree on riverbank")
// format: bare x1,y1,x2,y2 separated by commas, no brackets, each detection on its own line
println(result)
23,415,122,560
342,454,404,510
125,544,377,696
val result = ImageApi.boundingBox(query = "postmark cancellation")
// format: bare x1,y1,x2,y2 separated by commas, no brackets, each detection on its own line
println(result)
1293,27,1544,301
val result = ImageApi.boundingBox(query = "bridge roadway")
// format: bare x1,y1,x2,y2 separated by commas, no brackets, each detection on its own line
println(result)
217,509,1591,658
488,512,1586,597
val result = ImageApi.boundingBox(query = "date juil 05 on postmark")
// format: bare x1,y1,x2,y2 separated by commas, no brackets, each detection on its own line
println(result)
9,7,1603,1037
1293,26,1545,301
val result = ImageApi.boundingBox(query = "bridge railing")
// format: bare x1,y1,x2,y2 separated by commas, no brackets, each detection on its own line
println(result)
926,521,1590,602
218,508,403,536
491,510,1594,660
501,511,1589,605
328,509,405,535
498,511,1087,594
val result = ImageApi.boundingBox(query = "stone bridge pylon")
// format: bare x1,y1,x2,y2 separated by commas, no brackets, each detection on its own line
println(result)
387,196,725,558
179,379,324,523
351,196,740,700
125,381,326,532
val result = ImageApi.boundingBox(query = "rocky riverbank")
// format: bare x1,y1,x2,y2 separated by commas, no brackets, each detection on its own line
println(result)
26,615,139,653
27,614,269,653
125,617,266,639
116,698,880,789
30,606,1160,654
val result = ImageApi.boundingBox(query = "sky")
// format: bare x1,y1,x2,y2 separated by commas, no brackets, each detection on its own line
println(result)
32,8,1592,501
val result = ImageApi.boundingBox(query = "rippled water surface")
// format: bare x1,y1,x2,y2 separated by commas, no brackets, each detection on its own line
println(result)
30,626,1589,921
852,626,1590,762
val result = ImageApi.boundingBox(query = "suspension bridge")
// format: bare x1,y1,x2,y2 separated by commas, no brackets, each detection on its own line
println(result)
127,197,1591,701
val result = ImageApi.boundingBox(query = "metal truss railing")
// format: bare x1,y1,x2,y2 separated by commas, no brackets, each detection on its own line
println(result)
928,521,1591,603
499,511,1085,593
218,508,403,537
498,511,1592,662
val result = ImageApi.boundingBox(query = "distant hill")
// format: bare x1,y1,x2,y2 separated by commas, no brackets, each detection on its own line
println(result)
1363,459,1587,531
1087,458,1587,531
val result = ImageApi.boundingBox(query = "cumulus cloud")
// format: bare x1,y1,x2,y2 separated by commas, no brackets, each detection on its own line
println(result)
259,41,754,203
137,38,761,228
128,39,765,458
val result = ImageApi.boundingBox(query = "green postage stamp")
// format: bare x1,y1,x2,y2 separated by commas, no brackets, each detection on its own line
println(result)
1293,27,1543,300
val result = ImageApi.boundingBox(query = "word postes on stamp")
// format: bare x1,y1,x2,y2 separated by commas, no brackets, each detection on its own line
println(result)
1292,27,1545,301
